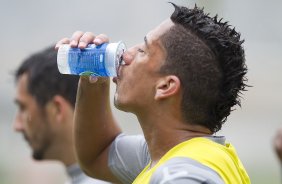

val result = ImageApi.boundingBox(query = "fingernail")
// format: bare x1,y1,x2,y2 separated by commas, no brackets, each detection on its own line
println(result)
78,41,87,48
70,40,78,47
89,76,98,83
94,38,102,45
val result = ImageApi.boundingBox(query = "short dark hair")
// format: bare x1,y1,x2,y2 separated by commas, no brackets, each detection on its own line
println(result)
159,4,247,133
15,46,79,108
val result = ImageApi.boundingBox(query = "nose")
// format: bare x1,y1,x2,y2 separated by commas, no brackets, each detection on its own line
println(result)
13,113,24,132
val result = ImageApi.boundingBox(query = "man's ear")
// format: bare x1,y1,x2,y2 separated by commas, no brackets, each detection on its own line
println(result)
154,75,181,100
47,95,72,123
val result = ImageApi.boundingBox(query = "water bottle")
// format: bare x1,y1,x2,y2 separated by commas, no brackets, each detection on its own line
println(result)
57,41,126,76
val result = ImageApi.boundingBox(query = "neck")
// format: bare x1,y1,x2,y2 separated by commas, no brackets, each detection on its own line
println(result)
57,129,77,167
136,110,211,168
45,126,77,167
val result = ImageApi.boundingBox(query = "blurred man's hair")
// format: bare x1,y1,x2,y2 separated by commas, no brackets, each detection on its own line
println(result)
15,46,79,108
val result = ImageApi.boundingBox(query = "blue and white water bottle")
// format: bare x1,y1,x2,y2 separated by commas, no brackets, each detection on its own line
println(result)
57,41,126,77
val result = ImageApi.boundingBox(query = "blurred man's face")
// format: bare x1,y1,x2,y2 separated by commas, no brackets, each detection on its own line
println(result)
13,73,52,160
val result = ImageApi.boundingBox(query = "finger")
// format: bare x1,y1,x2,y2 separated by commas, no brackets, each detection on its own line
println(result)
70,31,84,47
78,32,96,49
55,37,70,50
94,34,109,45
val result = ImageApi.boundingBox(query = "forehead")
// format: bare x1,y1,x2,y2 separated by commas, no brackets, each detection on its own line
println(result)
16,74,28,93
15,74,33,102
146,19,174,45
16,74,29,93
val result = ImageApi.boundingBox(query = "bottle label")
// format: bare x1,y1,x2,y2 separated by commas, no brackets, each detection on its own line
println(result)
68,43,109,76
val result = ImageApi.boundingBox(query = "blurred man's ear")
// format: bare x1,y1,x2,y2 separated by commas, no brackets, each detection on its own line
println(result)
154,75,180,100
47,95,73,124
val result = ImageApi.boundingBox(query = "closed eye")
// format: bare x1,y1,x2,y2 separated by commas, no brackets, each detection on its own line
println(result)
137,48,145,53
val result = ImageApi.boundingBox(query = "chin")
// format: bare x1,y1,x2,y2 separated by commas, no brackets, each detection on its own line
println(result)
32,146,47,161
114,98,123,110
114,92,135,113
32,151,45,160
115,102,134,114
114,97,128,112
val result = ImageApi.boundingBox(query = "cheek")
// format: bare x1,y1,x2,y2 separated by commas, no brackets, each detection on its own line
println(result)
17,111,30,132
27,121,48,150
24,122,36,141
25,114,41,138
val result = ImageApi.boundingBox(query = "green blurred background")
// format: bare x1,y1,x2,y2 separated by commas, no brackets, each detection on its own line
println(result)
0,0,281,183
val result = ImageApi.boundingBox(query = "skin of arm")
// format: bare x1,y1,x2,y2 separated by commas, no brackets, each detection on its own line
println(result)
74,77,122,183
56,32,123,183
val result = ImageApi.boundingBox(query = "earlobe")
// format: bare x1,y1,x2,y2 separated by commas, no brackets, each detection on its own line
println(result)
154,75,180,100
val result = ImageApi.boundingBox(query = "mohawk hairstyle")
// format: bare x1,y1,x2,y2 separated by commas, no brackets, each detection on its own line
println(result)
160,3,248,132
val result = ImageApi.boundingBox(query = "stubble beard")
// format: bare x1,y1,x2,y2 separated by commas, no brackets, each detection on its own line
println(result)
23,130,50,161
32,147,46,160
33,131,51,161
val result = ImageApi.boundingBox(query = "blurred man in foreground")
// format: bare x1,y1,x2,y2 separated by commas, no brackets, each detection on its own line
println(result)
13,46,110,184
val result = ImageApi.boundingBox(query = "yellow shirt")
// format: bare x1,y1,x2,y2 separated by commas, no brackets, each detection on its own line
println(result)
133,137,250,184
